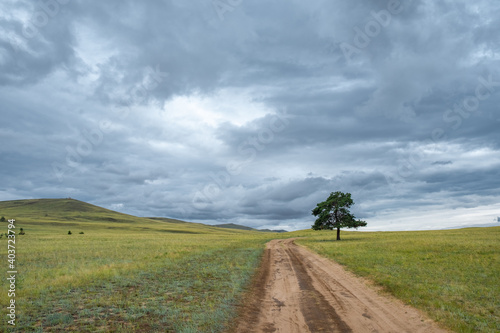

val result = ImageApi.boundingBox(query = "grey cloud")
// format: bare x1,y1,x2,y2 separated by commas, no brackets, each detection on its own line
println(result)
1,0,499,231
1,1,76,86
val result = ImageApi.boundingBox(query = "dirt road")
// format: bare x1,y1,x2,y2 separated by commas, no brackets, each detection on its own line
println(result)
233,239,448,333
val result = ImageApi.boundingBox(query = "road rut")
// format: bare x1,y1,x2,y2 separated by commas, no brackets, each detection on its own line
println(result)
233,238,448,333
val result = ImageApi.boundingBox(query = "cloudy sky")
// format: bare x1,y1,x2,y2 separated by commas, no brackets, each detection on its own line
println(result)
1,0,499,231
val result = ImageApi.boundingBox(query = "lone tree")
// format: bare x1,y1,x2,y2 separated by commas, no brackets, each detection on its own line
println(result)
312,191,367,240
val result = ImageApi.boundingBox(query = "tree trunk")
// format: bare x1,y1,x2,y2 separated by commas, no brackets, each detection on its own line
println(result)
336,227,341,240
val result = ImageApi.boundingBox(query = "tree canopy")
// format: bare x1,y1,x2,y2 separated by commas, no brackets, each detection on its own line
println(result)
312,191,367,240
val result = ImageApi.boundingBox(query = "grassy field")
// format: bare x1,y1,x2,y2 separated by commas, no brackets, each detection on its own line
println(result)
1,199,499,332
293,228,500,333
0,199,277,332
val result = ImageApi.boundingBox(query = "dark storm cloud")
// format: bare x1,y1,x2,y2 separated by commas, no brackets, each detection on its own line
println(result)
1,0,499,230
1,1,76,86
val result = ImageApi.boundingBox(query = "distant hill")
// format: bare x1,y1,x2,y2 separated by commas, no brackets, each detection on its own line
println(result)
147,217,212,229
444,222,500,230
147,217,197,224
214,223,254,231
0,198,141,223
214,223,287,233
0,198,272,235
258,228,288,233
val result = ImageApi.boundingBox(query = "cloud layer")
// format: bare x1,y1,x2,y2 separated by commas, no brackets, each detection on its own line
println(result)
1,0,499,230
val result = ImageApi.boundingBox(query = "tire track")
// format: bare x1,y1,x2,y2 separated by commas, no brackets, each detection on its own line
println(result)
233,239,449,333
285,246,352,332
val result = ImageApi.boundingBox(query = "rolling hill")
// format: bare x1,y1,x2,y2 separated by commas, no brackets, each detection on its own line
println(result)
0,198,288,234
214,223,288,233
0,198,260,235
0,198,142,223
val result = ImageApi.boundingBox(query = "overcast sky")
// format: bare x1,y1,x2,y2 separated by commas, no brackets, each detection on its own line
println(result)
1,0,499,231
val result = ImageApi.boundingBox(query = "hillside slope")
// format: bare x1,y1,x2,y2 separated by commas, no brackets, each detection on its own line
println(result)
0,198,139,222
214,223,288,233
0,198,252,235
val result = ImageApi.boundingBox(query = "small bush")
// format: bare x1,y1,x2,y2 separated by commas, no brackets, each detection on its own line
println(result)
79,232,84,234
68,231,72,235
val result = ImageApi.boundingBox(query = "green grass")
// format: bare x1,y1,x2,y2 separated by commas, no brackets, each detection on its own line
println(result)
2,199,499,332
292,228,500,333
0,199,277,332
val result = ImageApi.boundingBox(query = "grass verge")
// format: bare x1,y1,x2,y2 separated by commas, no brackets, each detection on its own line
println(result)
293,227,500,333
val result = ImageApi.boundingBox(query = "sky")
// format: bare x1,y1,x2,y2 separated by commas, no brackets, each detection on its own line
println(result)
1,0,499,231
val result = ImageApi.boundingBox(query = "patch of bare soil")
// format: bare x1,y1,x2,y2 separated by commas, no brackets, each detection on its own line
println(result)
232,239,448,333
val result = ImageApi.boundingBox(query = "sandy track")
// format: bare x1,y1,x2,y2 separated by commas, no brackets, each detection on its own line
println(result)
233,239,448,333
